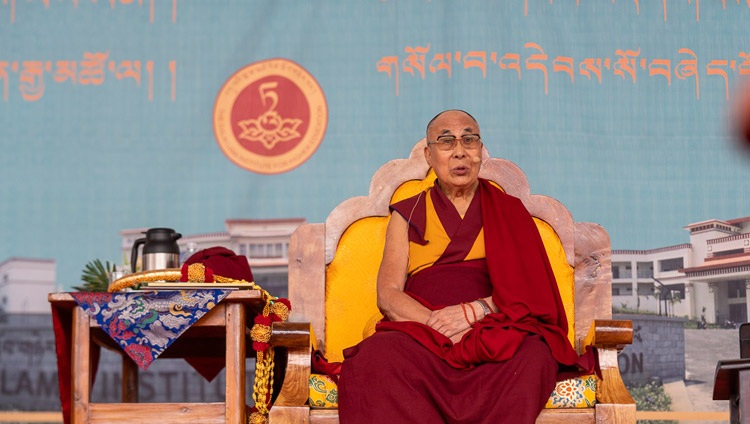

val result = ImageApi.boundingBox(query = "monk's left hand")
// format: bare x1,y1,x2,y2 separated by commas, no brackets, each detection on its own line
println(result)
426,304,472,339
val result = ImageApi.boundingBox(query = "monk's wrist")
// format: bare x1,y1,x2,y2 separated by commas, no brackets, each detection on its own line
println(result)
460,302,478,326
476,298,491,318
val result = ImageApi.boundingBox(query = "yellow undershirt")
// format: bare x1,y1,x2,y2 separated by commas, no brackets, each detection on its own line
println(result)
407,187,486,276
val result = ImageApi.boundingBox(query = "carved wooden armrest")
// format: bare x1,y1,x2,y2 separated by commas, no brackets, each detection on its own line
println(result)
269,322,313,407
584,319,633,351
582,319,635,406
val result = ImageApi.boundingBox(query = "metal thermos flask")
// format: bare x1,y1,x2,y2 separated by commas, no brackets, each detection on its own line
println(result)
130,227,182,273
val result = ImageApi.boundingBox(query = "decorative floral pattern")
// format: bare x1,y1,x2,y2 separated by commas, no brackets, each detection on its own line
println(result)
71,290,231,369
309,374,339,408
545,375,597,408
238,110,302,150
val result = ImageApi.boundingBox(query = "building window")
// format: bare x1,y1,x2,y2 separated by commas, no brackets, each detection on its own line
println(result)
612,283,632,296
659,257,684,272
238,243,247,256
637,283,654,296
611,263,631,279
666,284,686,300
248,243,286,258
612,264,632,279
728,280,746,299
637,262,653,279
715,248,743,257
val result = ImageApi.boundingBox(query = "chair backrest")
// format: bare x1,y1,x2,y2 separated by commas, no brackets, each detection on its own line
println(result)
288,140,614,362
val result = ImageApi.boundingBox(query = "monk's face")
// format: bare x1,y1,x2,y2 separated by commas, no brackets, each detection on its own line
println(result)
424,110,483,193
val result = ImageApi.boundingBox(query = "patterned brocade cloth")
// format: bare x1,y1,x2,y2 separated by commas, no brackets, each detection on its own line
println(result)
70,289,232,369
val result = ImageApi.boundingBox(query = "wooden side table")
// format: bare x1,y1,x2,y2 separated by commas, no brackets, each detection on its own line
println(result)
49,290,265,424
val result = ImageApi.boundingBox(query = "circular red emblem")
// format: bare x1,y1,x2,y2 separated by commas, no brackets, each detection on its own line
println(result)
213,58,328,174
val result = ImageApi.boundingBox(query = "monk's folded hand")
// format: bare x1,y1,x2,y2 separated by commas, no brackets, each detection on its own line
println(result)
426,304,471,339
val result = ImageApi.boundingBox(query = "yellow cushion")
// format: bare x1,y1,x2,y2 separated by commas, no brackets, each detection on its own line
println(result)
325,216,388,362
534,218,575,346
323,177,438,361
308,374,597,409
308,374,339,408
545,375,598,408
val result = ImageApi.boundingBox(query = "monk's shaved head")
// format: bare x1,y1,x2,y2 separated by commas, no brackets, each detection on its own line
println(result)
426,109,479,139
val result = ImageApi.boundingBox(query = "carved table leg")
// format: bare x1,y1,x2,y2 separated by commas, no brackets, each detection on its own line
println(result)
71,306,91,424
225,303,246,423
121,355,139,403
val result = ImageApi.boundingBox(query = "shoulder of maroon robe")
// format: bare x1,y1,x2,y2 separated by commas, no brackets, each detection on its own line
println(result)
389,184,431,245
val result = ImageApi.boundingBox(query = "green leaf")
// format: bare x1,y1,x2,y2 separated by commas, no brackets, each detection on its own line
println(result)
73,259,116,292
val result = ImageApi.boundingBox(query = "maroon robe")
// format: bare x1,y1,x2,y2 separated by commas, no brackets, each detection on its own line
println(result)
338,180,595,423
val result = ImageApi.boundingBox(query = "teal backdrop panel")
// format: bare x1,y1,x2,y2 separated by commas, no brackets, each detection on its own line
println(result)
0,1,748,288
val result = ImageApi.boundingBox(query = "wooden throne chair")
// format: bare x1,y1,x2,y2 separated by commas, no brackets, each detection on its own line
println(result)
268,140,636,424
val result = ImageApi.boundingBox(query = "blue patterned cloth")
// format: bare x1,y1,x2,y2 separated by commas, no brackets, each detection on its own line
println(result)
71,290,232,369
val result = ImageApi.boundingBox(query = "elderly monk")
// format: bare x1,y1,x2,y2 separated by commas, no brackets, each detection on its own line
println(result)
337,110,596,424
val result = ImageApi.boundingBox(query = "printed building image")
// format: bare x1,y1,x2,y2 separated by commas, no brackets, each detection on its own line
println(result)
0,258,57,315
612,216,750,325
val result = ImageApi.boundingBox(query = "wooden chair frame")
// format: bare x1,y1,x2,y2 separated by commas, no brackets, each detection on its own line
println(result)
269,141,636,424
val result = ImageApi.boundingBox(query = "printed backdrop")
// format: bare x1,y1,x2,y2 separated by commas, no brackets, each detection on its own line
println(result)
1,1,749,289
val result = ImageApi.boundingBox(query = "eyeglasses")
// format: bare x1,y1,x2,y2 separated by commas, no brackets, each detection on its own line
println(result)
427,134,482,151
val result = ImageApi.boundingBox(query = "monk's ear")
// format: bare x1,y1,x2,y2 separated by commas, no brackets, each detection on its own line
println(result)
423,145,432,167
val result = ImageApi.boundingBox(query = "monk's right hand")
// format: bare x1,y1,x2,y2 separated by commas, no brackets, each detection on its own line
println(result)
425,304,472,339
